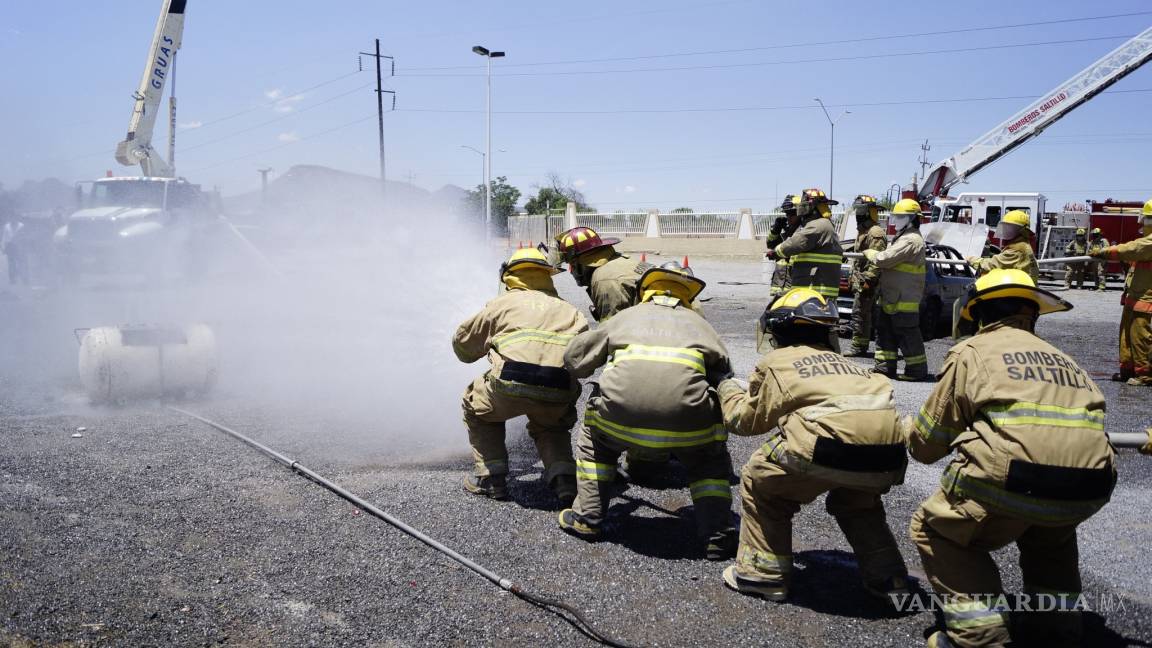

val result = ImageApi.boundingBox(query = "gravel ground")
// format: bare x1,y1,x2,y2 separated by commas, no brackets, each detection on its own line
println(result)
1,258,1150,647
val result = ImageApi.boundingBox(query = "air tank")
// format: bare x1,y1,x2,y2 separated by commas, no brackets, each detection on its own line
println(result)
78,324,217,403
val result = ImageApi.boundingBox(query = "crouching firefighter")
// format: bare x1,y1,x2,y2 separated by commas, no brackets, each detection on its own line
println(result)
452,248,590,505
558,265,738,560
716,288,910,604
907,269,1115,648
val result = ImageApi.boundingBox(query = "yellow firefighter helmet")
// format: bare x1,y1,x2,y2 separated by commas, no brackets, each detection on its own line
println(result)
960,268,1071,321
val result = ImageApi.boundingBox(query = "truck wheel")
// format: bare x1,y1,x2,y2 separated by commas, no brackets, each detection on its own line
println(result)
920,297,942,341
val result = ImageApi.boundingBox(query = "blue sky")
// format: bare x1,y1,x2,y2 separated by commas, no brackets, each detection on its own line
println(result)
2,0,1151,210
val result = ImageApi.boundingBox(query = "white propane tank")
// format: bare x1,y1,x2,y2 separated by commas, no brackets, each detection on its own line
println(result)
78,324,217,403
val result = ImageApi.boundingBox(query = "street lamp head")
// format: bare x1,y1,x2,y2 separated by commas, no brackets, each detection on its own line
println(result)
490,51,505,58
472,45,490,56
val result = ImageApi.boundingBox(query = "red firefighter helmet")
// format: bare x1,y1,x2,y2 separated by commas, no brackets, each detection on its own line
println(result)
555,226,621,262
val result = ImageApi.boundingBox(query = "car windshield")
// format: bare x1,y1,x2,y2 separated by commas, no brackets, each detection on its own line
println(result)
88,181,197,209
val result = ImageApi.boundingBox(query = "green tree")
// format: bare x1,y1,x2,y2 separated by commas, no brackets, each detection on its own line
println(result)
465,176,521,235
523,172,590,214
671,207,694,214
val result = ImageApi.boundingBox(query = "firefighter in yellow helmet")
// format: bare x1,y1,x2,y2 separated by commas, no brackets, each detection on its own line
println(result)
1088,198,1152,385
559,265,738,559
555,226,653,322
766,189,843,307
1087,227,1110,291
1063,227,1089,290
863,198,928,380
967,209,1040,283
452,248,590,504
849,195,888,357
716,288,910,604
907,268,1114,648
765,194,800,298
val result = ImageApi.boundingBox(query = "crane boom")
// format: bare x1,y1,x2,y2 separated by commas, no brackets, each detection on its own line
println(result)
918,26,1152,200
115,0,187,177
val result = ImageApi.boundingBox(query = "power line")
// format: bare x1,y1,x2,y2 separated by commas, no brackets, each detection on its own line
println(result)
403,10,1152,71
394,88,1152,115
181,83,373,153
185,114,375,173
190,70,363,130
398,35,1135,77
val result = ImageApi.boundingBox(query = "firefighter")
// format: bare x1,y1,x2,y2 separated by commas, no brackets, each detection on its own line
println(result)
1063,228,1088,290
555,226,652,322
716,288,909,604
765,194,800,299
556,226,668,478
1088,227,1110,291
558,265,738,559
765,188,843,303
1088,200,1152,386
863,198,928,380
452,248,589,505
907,268,1114,648
849,195,888,357
966,209,1039,283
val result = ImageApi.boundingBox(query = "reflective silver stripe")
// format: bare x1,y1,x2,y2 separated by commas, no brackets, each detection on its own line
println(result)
915,407,960,444
797,393,893,421
575,459,616,482
611,344,707,373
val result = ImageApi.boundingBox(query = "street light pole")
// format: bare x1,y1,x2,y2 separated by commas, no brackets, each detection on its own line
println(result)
813,98,850,199
473,46,505,239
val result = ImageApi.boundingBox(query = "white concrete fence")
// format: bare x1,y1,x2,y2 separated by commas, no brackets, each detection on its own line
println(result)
507,202,847,245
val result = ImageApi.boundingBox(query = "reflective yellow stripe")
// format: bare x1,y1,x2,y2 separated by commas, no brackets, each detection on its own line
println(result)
943,599,1007,630
585,410,726,449
737,546,793,574
575,459,616,482
942,464,1108,523
874,350,898,361
808,284,840,297
882,301,920,314
915,407,961,444
892,262,926,274
792,253,843,264
492,329,575,351
689,478,732,500
983,402,1104,431
904,354,927,365
610,344,706,374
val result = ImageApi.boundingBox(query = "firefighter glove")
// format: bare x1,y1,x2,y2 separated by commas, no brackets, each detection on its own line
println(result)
862,248,879,262
1141,429,1152,456
770,216,788,236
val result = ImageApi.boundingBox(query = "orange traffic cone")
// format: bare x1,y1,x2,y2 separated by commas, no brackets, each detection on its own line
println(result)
682,255,690,268
640,252,647,263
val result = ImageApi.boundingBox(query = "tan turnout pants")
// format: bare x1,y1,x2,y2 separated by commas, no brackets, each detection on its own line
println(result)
1119,307,1152,382
461,376,577,483
734,446,906,590
571,424,733,537
910,490,1086,648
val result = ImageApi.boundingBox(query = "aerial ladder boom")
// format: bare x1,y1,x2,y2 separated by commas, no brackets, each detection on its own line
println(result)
918,26,1152,201
115,0,187,178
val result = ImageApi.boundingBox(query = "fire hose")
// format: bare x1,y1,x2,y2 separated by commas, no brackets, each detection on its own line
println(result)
168,406,637,648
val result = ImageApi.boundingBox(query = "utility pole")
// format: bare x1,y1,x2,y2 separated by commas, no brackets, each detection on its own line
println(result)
359,40,395,216
257,167,273,206
918,140,932,183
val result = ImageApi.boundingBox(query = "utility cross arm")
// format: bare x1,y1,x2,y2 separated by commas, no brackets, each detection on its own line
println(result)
115,0,187,177
918,26,1152,200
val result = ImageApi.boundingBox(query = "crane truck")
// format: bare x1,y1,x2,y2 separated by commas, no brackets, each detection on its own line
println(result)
55,0,221,285
837,26,1152,337
911,25,1152,258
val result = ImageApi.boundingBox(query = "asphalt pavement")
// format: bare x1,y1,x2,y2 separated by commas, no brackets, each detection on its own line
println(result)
1,258,1150,647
